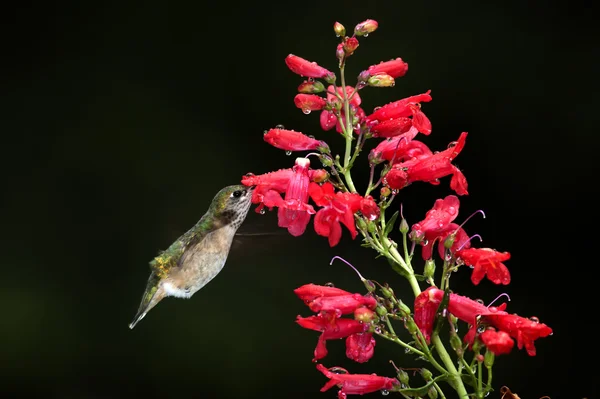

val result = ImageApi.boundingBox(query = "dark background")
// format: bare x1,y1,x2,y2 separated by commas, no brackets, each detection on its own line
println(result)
2,1,598,398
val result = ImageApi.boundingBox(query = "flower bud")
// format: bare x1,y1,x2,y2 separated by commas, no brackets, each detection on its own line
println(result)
424,259,436,280
444,233,456,249
405,318,418,334
380,186,391,198
343,37,359,55
428,386,438,399
357,70,371,83
484,349,495,367
376,305,388,317
354,19,378,36
397,300,411,317
450,334,463,353
354,307,377,323
320,156,333,167
367,220,377,233
476,354,485,363
420,368,433,381
336,43,345,63
397,369,409,385
380,285,394,298
363,279,377,293
368,73,395,87
297,80,325,94
399,218,409,234
356,217,368,231
311,169,329,183
333,21,346,37
384,298,394,311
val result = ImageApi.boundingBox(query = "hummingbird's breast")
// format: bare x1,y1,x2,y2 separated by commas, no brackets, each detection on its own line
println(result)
166,225,237,297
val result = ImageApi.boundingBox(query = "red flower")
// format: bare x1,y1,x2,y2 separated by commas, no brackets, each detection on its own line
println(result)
359,195,379,221
316,364,398,398
278,157,315,236
346,332,376,363
421,222,471,260
411,195,460,240
294,94,327,112
241,168,292,212
480,329,514,355
456,248,511,285
296,314,366,361
354,19,379,36
385,132,469,195
366,91,432,122
409,103,432,135
308,293,377,315
285,54,335,81
367,58,408,79
294,283,352,303
483,313,553,356
368,127,423,164
370,117,412,138
320,110,337,131
414,286,443,343
309,182,363,247
328,85,362,107
343,37,359,55
263,128,328,152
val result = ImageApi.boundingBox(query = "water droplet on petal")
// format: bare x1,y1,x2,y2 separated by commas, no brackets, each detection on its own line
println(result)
364,33,369,37
476,298,484,304
380,389,389,396
325,282,335,287
308,135,315,139
529,316,539,323
286,150,292,156
448,206,456,215
303,108,312,115
276,124,285,129
263,130,268,135
477,325,485,333
308,77,315,82
259,208,266,215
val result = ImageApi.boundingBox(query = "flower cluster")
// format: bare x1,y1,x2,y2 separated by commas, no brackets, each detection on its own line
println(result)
242,18,552,399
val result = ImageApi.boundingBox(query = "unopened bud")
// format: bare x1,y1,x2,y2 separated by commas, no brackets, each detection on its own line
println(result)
449,315,458,325
368,73,395,87
376,305,388,317
320,156,333,167
450,334,463,353
354,19,378,36
357,70,371,83
405,318,418,334
424,259,436,279
354,307,377,323
399,218,409,234
356,217,368,231
484,349,495,367
476,354,485,363
380,186,391,198
324,72,336,84
428,386,438,399
367,220,376,233
420,368,433,381
311,168,329,182
444,233,456,249
409,230,424,244
397,369,409,385
343,37,359,55
384,299,394,311
380,285,394,298
397,300,411,317
333,22,346,37
298,80,325,94
336,43,345,63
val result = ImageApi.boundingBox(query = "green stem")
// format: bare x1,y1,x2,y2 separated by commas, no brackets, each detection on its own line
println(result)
477,359,483,398
486,363,493,392
432,335,469,399
339,64,357,193
433,382,447,399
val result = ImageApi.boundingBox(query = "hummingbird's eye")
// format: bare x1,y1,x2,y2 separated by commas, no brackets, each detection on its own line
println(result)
232,190,243,198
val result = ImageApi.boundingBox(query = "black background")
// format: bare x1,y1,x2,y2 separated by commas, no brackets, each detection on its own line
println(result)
2,1,598,399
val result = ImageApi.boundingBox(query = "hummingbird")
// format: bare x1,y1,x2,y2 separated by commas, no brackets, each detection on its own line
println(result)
129,184,254,329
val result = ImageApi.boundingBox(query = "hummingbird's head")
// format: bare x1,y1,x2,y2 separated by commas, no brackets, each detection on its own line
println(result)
211,184,255,228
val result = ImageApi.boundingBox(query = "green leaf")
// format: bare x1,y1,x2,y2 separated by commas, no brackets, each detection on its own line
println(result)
398,375,447,396
414,274,427,281
384,210,399,237
433,288,451,337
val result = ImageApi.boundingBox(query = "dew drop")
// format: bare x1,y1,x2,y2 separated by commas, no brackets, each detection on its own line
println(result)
374,326,382,334
477,325,485,333
380,389,389,396
441,308,448,317
485,392,490,397
448,206,456,215
423,240,429,246
373,106,382,112
303,109,312,115
286,150,293,156
530,316,539,323
244,172,255,177
263,130,268,135
308,134,315,139
308,77,315,82
404,347,411,353
364,33,369,37
324,282,335,287
475,298,485,304
276,124,285,129
259,208,266,215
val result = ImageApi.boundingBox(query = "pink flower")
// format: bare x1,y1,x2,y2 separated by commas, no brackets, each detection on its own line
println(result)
366,91,432,122
317,364,398,397
263,128,328,152
367,58,408,79
294,94,327,112
456,248,511,285
346,332,376,363
277,157,315,236
320,110,337,131
354,19,379,36
285,54,335,81
296,314,366,361
309,182,363,247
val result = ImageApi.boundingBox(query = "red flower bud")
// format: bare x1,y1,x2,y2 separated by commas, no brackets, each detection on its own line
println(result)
367,73,395,87
294,283,351,302
294,94,327,113
285,54,335,82
346,332,376,363
297,80,325,94
354,307,377,323
343,37,359,55
354,19,379,36
367,58,408,79
263,128,327,152
333,21,346,37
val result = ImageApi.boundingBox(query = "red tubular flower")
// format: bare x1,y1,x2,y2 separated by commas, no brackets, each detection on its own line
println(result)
317,364,398,398
359,196,379,221
294,94,327,112
320,110,337,131
309,182,363,247
370,117,412,138
483,313,552,356
366,91,432,122
354,19,379,36
263,128,328,152
294,283,352,303
343,37,359,55
367,58,408,79
411,195,460,240
414,286,444,343
446,291,506,325
368,127,422,164
386,132,469,195
308,293,377,315
456,248,511,285
328,85,362,107
480,329,514,355
346,332,376,363
297,315,366,361
421,222,471,260
409,103,432,135
277,157,315,236
241,168,293,212
285,54,335,81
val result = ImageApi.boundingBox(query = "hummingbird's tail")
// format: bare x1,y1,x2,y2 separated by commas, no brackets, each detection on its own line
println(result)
129,272,165,329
